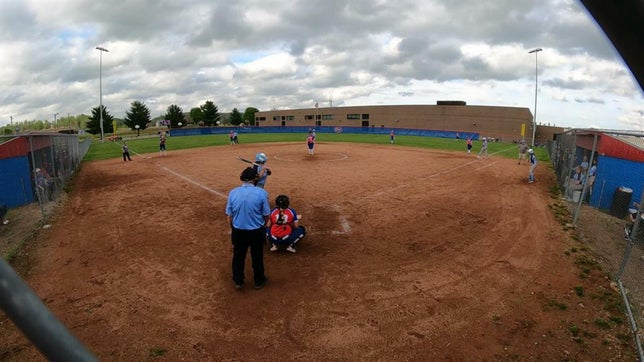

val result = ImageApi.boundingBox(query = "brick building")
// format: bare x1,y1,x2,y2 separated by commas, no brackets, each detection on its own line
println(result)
255,102,560,144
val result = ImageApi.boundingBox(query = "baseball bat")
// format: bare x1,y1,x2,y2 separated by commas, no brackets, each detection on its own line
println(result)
237,156,254,164
237,156,272,175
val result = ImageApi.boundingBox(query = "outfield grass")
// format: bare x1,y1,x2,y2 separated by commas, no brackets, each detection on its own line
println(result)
83,133,549,162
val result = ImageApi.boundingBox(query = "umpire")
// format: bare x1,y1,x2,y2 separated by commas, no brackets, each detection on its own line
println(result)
226,167,270,290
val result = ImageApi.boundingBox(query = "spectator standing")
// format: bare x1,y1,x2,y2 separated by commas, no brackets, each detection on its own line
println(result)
225,167,271,290
390,130,395,144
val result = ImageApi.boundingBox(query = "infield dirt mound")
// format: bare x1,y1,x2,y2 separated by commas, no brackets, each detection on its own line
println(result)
0,142,635,361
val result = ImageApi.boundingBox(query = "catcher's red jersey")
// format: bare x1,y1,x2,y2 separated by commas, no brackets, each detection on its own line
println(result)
269,208,297,238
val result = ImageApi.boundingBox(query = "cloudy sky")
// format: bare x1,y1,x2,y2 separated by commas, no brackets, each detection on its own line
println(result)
0,0,642,131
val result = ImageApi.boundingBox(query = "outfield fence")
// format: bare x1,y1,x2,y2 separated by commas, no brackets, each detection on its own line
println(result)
169,125,482,140
548,129,644,358
0,134,92,222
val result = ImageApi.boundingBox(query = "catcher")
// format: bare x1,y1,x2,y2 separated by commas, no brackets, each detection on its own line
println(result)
266,195,306,253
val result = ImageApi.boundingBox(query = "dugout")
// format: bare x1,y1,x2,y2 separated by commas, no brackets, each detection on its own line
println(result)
550,130,644,212
0,134,88,208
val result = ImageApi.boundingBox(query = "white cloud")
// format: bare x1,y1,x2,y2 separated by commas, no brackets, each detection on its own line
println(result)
0,0,640,131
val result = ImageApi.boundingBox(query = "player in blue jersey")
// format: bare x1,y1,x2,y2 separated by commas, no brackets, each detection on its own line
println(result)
252,152,271,188
528,149,537,183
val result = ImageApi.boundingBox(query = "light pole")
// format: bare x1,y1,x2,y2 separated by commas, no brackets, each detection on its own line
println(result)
528,47,542,147
53,113,58,128
96,46,109,142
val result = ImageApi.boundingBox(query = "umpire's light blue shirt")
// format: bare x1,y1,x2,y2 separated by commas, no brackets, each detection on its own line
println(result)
226,183,270,230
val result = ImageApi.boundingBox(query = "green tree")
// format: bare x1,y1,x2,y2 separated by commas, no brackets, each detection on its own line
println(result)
200,101,220,126
70,114,91,130
124,101,151,131
243,107,259,125
189,107,203,126
164,104,186,128
229,108,243,126
34,120,46,130
87,106,115,136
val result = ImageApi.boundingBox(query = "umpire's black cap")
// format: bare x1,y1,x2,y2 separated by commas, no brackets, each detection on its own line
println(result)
240,167,257,182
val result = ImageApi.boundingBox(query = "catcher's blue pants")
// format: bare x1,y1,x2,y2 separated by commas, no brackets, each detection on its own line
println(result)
267,226,306,246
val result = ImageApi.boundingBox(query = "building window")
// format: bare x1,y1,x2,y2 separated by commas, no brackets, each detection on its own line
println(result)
362,114,369,119
287,116,294,120
347,114,360,120
305,115,314,120
257,117,266,121
322,114,333,120
273,116,280,121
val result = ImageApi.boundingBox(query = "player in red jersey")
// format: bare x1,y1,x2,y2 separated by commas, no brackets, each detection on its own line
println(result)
266,195,306,253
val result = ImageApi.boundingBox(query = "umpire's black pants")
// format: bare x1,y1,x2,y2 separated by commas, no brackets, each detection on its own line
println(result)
231,227,266,287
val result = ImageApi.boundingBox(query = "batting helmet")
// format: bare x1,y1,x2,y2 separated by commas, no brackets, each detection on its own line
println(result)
528,148,534,153
255,152,267,163
240,167,258,182
275,195,290,209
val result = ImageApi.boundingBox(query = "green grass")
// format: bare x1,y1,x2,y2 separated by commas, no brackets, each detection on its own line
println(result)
83,132,551,162
574,286,585,297
149,347,167,357
545,298,568,311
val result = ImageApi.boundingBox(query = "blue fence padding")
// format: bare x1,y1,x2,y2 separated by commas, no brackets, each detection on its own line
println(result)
0,156,35,208
169,126,479,140
590,156,643,210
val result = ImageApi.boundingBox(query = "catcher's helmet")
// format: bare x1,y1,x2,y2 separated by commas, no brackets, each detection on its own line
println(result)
255,152,267,163
275,195,290,209
240,167,258,182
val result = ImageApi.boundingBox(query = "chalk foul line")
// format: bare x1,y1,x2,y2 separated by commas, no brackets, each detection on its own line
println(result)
161,166,227,198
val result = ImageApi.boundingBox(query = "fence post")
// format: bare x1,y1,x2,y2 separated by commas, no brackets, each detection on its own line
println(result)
0,258,98,361
573,133,598,225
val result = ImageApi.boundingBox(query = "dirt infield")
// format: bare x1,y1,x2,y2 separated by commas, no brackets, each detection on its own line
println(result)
0,142,636,360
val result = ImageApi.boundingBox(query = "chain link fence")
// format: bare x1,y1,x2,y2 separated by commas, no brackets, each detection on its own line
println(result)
0,133,92,224
547,129,644,358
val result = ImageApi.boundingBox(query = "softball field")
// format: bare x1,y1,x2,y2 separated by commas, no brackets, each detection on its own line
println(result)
1,141,635,361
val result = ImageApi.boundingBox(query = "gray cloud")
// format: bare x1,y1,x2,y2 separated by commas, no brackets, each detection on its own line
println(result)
0,0,640,130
